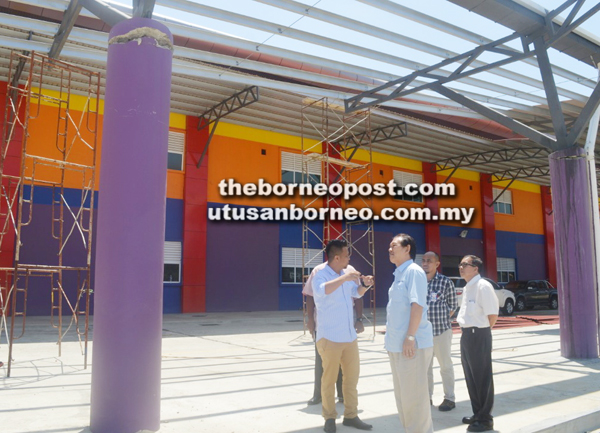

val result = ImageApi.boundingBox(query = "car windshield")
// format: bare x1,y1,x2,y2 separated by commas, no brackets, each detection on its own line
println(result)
505,281,528,290
450,278,466,288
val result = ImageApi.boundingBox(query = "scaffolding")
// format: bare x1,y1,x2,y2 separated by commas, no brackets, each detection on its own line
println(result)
301,97,377,335
0,52,100,376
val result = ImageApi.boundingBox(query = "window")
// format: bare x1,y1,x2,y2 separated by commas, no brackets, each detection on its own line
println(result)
393,170,423,202
164,241,182,283
497,257,516,284
282,247,323,284
168,131,185,171
493,188,513,214
281,151,321,185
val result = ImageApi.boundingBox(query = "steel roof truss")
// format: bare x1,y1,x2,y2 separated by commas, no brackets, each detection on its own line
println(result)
346,1,599,113
48,0,82,59
434,147,548,172
133,0,155,18
197,86,260,131
195,86,259,168
490,165,551,183
79,0,129,27
432,84,558,150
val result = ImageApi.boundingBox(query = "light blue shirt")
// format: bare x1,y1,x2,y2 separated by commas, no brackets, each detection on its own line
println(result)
313,264,361,343
385,259,434,352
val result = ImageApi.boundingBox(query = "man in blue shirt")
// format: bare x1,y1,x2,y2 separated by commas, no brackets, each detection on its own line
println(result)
313,239,374,433
385,234,434,433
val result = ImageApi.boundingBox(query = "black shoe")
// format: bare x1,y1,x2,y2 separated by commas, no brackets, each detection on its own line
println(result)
462,416,476,425
343,416,373,430
467,421,493,432
439,399,456,411
308,396,322,405
324,418,336,433
338,397,344,404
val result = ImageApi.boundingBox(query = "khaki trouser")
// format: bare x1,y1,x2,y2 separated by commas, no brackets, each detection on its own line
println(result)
428,328,456,402
389,348,434,433
316,338,360,420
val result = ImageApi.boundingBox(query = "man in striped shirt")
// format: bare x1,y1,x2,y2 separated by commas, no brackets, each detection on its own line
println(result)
422,251,457,412
313,239,374,433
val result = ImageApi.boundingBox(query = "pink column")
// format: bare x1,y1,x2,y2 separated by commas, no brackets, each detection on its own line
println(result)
90,18,173,432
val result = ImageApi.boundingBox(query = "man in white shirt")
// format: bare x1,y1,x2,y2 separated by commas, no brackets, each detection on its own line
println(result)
304,262,364,406
456,255,499,433
313,239,374,433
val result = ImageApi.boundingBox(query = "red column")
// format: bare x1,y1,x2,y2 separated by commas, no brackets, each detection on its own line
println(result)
323,141,343,245
423,162,440,253
182,117,209,312
480,174,497,279
541,186,557,287
0,82,23,269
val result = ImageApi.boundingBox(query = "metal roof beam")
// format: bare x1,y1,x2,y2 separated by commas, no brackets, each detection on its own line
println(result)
489,165,551,182
534,38,568,147
345,2,600,113
432,84,558,150
358,0,596,89
80,0,128,27
133,0,155,18
156,0,578,110
48,0,82,58
433,147,548,172
491,0,600,64
197,86,259,130
332,122,408,148
256,0,586,103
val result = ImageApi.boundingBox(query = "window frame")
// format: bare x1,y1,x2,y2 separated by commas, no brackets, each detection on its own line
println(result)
493,188,513,215
164,241,182,283
496,257,516,284
281,247,323,284
281,151,322,186
392,170,423,203
168,130,185,171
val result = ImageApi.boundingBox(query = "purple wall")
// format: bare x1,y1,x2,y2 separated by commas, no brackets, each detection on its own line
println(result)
516,243,547,281
18,203,96,316
206,221,279,311
440,237,484,258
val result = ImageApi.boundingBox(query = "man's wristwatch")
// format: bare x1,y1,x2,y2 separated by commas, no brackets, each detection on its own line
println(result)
407,335,416,341
356,318,363,322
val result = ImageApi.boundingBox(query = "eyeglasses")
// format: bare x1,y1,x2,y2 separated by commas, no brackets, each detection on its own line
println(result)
458,262,476,269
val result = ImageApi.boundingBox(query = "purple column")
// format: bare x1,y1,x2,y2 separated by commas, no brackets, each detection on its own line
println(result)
90,18,173,433
549,146,599,359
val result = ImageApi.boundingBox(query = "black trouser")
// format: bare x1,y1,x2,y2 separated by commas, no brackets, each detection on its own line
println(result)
460,327,494,423
313,333,343,399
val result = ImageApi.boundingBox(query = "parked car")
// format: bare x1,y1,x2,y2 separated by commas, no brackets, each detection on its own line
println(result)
449,277,516,316
503,280,558,312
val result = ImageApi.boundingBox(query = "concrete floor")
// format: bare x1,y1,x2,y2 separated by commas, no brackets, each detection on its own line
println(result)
2,310,600,433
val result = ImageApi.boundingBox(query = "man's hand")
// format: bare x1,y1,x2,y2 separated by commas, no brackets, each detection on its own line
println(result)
361,275,374,287
344,270,362,284
355,320,364,334
403,337,416,359
307,316,316,340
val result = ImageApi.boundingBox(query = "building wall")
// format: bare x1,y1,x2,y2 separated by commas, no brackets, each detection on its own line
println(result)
0,81,556,314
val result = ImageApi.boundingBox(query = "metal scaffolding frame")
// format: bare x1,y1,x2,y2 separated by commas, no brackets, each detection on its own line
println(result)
300,98,377,335
0,51,100,376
